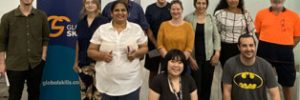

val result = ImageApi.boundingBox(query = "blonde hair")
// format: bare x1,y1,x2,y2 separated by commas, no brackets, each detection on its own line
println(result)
80,0,101,18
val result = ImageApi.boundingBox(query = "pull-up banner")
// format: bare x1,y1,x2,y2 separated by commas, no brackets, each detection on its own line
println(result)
37,0,81,99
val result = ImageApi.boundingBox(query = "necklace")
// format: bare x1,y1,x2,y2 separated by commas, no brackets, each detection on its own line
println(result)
168,77,183,100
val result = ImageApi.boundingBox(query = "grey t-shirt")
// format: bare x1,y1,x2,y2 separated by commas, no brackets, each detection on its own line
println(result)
222,55,278,100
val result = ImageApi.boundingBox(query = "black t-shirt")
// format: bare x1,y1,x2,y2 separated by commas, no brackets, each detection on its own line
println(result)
145,3,172,50
150,74,197,100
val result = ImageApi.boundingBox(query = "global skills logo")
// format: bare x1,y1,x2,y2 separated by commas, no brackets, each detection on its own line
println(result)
48,15,77,38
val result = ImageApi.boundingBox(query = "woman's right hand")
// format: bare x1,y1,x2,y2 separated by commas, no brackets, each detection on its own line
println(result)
102,51,113,63
189,57,199,71
73,64,81,73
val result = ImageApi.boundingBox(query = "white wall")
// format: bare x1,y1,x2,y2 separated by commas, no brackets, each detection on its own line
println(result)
0,1,36,18
0,0,299,66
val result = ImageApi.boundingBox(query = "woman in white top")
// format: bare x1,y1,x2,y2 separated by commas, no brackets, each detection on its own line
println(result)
214,0,256,66
87,1,148,100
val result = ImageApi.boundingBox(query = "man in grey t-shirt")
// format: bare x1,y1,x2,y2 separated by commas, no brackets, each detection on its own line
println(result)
222,34,280,100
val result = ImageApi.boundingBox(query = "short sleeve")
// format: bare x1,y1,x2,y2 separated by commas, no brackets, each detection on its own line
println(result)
294,15,300,36
90,26,102,45
222,59,234,84
136,26,148,45
263,61,278,88
254,11,262,34
186,75,197,93
150,75,163,94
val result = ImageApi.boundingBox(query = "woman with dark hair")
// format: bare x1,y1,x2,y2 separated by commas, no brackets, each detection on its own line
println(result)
149,49,198,100
73,0,108,99
184,0,221,99
87,1,148,100
214,0,256,66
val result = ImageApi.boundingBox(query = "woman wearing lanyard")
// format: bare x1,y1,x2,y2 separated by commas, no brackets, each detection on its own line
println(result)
149,49,198,100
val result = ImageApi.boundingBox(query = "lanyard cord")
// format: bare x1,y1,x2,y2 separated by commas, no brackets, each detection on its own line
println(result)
168,77,183,100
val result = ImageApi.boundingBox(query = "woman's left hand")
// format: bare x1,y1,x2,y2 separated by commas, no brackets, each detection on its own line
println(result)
127,46,136,61
210,52,220,66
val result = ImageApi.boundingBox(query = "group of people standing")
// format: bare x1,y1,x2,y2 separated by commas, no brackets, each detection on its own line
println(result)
0,0,299,100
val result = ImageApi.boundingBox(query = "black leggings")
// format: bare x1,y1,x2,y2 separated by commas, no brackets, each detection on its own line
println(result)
191,61,215,100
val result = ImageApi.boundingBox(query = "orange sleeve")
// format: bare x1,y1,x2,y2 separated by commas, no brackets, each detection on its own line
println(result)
157,22,165,50
254,11,262,34
294,15,300,36
185,23,195,53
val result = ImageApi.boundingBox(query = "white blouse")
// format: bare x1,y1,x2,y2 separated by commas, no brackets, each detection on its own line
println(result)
90,21,147,96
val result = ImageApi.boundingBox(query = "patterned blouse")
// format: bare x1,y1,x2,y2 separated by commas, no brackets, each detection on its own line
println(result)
214,9,255,43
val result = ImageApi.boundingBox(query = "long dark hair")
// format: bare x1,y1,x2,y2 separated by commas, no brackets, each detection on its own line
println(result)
214,0,245,14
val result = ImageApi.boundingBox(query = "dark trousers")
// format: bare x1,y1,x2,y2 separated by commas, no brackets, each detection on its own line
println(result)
6,61,45,100
102,88,140,100
192,61,215,100
220,42,239,66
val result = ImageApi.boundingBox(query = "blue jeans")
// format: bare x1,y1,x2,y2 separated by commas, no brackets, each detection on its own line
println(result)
102,88,140,100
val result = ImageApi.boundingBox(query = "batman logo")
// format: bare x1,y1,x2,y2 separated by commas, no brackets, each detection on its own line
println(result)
233,72,263,90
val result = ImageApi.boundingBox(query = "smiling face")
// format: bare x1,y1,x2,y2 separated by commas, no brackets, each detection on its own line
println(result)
238,37,256,60
167,57,184,77
170,3,183,19
111,3,128,23
84,0,99,14
226,0,239,8
270,0,285,11
195,0,207,14
20,0,33,6
157,0,167,5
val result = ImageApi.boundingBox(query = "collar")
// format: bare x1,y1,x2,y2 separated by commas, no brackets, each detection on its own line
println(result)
269,7,286,12
108,21,132,30
14,6,37,16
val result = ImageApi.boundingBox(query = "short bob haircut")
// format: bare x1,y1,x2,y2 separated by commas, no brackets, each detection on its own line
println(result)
110,0,129,13
161,49,188,76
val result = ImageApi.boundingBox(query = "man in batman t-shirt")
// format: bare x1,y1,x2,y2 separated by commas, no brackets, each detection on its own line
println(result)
222,34,280,100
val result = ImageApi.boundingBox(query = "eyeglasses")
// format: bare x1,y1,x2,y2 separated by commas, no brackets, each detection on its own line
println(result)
280,18,286,32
